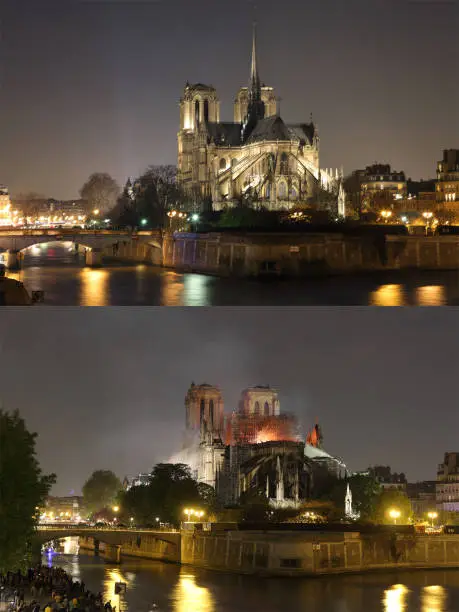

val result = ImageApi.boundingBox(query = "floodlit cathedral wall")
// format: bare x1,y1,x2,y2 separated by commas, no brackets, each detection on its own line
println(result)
176,29,332,212
234,87,277,123
238,386,280,417
185,382,224,438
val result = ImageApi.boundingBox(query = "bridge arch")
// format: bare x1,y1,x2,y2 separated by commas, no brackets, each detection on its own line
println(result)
0,231,164,269
35,528,181,563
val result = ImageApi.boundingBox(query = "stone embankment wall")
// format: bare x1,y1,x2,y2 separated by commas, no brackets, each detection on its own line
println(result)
99,232,459,277
162,233,459,278
181,530,459,577
78,533,180,563
101,240,162,266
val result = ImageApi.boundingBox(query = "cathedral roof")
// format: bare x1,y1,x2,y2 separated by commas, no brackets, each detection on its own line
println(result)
287,123,316,146
186,82,216,92
244,115,293,144
206,122,243,147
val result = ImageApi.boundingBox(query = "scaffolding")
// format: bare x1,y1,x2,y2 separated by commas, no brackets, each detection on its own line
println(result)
226,411,300,446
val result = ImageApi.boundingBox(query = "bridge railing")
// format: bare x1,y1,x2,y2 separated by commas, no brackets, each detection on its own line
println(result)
37,525,178,533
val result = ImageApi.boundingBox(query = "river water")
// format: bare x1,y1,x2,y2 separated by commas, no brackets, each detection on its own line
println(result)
46,539,459,612
4,242,459,305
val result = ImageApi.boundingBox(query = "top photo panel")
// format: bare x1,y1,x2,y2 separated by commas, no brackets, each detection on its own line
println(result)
1,0,458,306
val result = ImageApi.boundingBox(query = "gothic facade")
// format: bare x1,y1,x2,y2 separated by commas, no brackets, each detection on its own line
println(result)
180,382,347,506
177,29,345,215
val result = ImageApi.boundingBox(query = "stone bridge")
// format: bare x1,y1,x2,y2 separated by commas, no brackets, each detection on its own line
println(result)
37,526,181,563
0,229,163,268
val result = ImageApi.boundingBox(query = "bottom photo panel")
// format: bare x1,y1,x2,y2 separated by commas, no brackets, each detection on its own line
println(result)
1,307,458,612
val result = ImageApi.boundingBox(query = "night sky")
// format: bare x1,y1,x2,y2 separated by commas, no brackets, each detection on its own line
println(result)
1,0,457,200
0,308,457,495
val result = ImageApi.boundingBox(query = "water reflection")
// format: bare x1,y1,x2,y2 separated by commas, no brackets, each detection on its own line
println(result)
45,547,459,612
80,268,109,306
416,286,446,306
161,272,185,306
172,571,214,612
370,285,405,306
103,567,130,612
383,584,410,611
421,585,447,611
183,274,210,306
2,242,459,305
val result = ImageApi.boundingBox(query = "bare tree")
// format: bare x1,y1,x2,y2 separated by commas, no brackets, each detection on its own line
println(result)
80,173,120,214
13,192,48,218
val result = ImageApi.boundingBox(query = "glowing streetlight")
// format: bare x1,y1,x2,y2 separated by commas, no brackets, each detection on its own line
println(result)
427,511,438,527
380,210,392,223
191,214,199,222
113,505,120,513
141,218,148,226
183,508,204,522
93,209,100,216
388,508,401,525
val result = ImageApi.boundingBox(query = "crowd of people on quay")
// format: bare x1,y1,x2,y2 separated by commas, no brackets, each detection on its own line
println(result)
0,566,116,612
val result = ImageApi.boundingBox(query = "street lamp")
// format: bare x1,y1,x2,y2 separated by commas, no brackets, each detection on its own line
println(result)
380,210,392,223
183,508,204,522
141,218,148,226
427,511,438,527
388,508,401,525
113,505,119,513
93,209,100,216
422,211,433,235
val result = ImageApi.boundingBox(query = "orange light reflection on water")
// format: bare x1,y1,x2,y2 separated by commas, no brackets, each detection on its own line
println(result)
370,285,405,306
172,572,214,612
103,568,130,612
80,268,109,306
416,285,446,306
383,584,409,611
421,585,447,611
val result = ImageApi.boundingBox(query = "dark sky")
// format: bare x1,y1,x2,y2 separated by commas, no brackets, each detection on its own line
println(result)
0,307,457,495
1,0,457,200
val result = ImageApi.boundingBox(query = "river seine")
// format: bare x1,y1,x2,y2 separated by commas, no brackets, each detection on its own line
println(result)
5,243,459,305
46,540,459,612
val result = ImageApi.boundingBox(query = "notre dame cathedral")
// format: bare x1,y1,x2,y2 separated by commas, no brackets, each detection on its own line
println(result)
177,27,345,215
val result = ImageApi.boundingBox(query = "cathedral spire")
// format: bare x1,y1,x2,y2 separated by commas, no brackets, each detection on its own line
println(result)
250,22,261,100
243,23,265,140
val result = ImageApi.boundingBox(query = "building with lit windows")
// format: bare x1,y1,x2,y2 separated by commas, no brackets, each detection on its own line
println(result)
437,149,459,206
359,164,407,212
177,28,345,215
40,496,86,523
0,186,13,226
436,452,459,513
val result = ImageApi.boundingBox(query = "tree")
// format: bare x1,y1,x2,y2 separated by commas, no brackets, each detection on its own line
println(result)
119,463,207,527
80,173,120,214
239,489,270,522
109,166,190,229
372,489,412,525
0,410,55,572
312,472,380,522
82,470,122,515
14,193,48,219
218,203,279,229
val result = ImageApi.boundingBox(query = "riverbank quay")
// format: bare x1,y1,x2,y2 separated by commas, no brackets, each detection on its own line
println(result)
98,228,459,279
77,524,459,578
0,565,112,612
